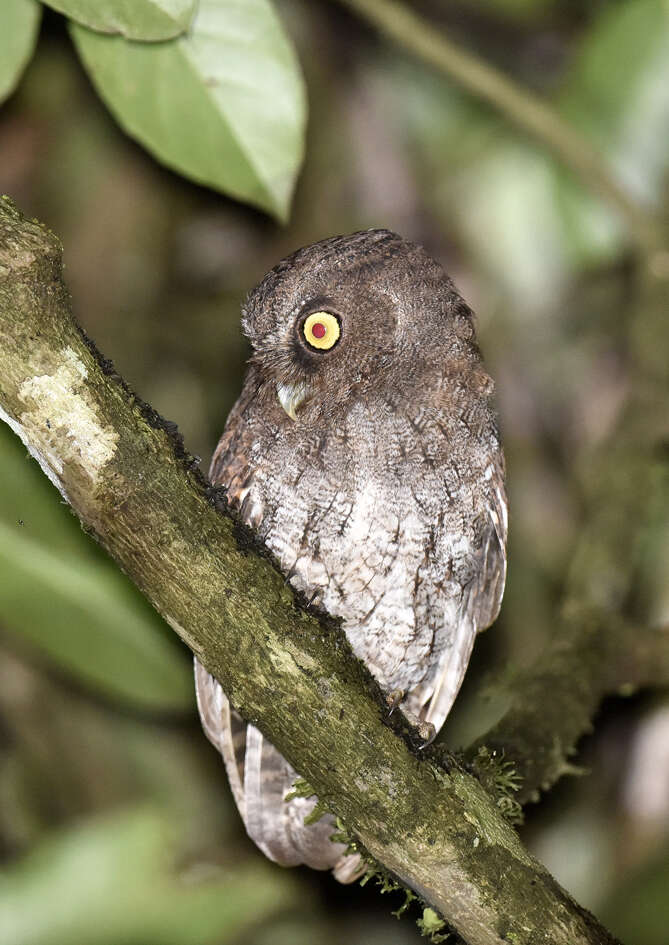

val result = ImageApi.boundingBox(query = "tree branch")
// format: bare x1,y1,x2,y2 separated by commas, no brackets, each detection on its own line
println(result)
0,198,625,944
468,616,669,805
334,0,661,253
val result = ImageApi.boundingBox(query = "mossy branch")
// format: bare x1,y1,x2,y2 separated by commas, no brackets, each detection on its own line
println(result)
0,197,627,944
468,616,669,805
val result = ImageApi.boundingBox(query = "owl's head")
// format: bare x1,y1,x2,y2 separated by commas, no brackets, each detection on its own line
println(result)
242,229,477,421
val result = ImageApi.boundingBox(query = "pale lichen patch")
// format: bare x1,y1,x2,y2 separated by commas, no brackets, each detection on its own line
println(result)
17,347,118,488
268,644,307,681
0,246,36,273
284,639,319,674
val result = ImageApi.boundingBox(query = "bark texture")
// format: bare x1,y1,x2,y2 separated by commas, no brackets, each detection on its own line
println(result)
2,195,660,945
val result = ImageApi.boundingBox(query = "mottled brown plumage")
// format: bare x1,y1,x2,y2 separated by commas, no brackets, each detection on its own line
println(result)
196,229,507,879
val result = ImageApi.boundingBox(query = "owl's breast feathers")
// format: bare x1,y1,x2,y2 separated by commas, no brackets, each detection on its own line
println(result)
210,366,506,731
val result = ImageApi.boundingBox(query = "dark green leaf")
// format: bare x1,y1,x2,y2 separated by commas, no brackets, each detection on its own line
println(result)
70,0,307,220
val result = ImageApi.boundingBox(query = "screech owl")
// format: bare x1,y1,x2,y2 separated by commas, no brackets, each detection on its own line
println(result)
195,229,507,881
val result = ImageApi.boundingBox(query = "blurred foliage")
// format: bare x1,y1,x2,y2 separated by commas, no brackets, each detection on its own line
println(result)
0,424,193,712
0,0,42,104
0,0,668,943
601,838,669,945
0,807,302,945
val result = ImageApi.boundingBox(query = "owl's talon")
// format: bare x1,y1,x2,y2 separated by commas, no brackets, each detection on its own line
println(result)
386,689,406,716
416,722,437,749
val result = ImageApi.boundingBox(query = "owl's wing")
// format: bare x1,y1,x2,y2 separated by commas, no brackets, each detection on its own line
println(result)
195,658,303,865
194,658,246,814
419,458,507,732
464,456,508,632
208,375,259,499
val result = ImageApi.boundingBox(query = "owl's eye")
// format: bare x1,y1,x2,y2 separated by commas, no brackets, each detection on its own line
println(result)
302,311,341,351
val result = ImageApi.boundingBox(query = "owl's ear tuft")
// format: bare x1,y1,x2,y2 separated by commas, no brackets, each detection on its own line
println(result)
450,300,476,341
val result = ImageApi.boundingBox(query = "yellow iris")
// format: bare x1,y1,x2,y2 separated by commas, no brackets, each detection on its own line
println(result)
302,311,340,350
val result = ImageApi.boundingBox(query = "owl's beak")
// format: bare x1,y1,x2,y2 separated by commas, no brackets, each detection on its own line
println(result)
276,382,309,420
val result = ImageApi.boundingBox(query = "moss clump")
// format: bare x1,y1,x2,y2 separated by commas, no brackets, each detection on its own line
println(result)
471,746,524,826
286,779,462,941
417,907,451,942
330,817,460,942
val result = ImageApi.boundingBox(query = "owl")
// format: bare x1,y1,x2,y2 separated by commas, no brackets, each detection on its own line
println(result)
195,229,507,881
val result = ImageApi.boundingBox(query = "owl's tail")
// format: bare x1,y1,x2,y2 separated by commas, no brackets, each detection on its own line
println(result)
194,659,361,882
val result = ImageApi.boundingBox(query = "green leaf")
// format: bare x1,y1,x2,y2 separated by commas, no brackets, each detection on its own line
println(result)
0,425,192,712
0,520,193,710
0,0,41,105
0,807,301,945
70,0,307,220
42,0,196,41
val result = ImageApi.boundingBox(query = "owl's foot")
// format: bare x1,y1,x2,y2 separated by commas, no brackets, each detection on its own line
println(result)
415,721,437,749
386,691,437,749
386,689,406,716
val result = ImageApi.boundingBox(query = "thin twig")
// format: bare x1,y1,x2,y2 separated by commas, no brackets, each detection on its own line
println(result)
336,0,660,253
